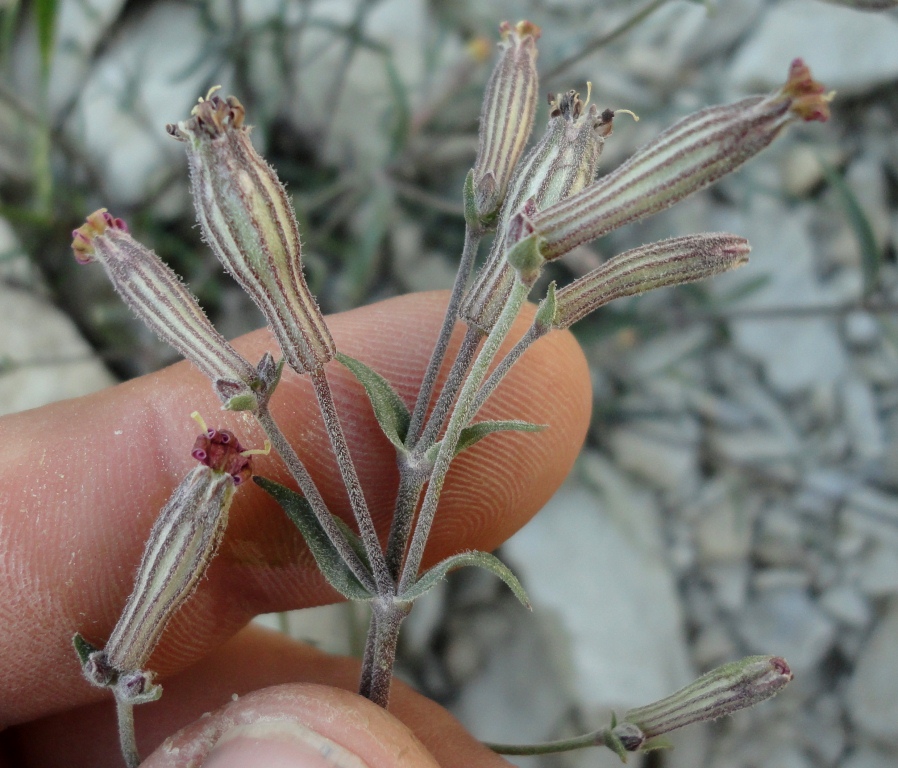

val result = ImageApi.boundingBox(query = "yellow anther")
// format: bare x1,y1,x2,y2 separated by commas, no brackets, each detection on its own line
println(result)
241,440,272,458
190,411,209,433
191,85,223,116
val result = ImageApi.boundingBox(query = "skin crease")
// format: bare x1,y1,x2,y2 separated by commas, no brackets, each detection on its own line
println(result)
0,291,591,766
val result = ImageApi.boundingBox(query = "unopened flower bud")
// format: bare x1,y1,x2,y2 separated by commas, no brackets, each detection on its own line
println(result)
462,88,616,332
609,722,645,753
80,420,256,683
620,655,793,741
532,59,831,261
168,91,335,375
72,209,259,407
552,233,750,329
471,20,541,224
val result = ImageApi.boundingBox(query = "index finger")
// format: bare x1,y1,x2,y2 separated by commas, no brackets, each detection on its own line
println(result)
0,291,590,727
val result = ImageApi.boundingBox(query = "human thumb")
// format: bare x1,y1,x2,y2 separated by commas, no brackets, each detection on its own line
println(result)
142,683,439,768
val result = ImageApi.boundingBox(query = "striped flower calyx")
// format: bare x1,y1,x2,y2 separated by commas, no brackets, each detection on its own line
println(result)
75,417,258,702
550,233,751,329
168,90,335,375
471,20,541,225
72,209,264,410
530,60,831,262
461,86,617,332
615,656,793,750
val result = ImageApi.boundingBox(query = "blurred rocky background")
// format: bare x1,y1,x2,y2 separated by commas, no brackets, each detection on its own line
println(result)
3,1,898,766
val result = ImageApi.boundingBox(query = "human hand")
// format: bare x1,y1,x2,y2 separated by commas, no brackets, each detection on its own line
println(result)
0,292,590,767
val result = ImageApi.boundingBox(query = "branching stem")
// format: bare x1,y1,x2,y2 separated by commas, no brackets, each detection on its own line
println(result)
309,366,393,595
255,404,377,594
468,324,545,422
406,225,483,447
398,279,530,593
414,327,483,450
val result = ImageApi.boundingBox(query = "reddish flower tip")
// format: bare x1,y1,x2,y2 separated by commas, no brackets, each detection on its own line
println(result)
191,427,253,484
499,20,541,40
71,208,128,264
771,656,793,680
782,58,832,123
168,89,247,141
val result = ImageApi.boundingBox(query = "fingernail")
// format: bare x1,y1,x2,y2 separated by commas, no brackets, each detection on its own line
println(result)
203,720,371,768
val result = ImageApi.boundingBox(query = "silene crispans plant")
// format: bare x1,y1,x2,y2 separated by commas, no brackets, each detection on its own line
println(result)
70,20,831,768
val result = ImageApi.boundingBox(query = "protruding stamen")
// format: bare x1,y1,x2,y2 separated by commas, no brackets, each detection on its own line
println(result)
241,440,272,458
191,411,208,434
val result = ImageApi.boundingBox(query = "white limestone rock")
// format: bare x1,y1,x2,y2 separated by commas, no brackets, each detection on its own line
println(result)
711,200,848,395
841,375,885,463
819,583,873,628
847,600,898,746
608,415,701,497
0,286,115,416
736,587,836,673
449,609,579,768
67,2,213,204
504,462,694,719
729,0,898,94
857,544,898,596
845,486,898,547
694,479,756,564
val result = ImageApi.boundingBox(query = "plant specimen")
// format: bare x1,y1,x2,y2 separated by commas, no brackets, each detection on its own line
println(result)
69,21,830,767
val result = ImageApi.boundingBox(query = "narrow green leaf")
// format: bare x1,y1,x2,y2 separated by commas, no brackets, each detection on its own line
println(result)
0,3,21,65
423,420,546,466
346,184,394,303
72,632,98,666
604,729,630,763
36,0,57,79
535,281,558,330
254,476,374,601
455,420,546,455
400,550,531,608
463,168,480,227
822,162,881,296
330,510,371,570
336,352,410,450
384,53,411,158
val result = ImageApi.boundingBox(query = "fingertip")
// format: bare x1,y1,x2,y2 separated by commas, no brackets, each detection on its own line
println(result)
199,720,370,768
143,684,439,768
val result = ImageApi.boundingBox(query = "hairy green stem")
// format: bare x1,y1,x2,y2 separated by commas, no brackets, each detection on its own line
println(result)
358,609,379,699
486,730,606,756
414,327,483,451
255,405,376,593
384,469,426,582
398,279,530,593
406,226,483,447
116,698,140,768
468,324,545,422
366,601,410,708
384,326,484,587
309,366,393,595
